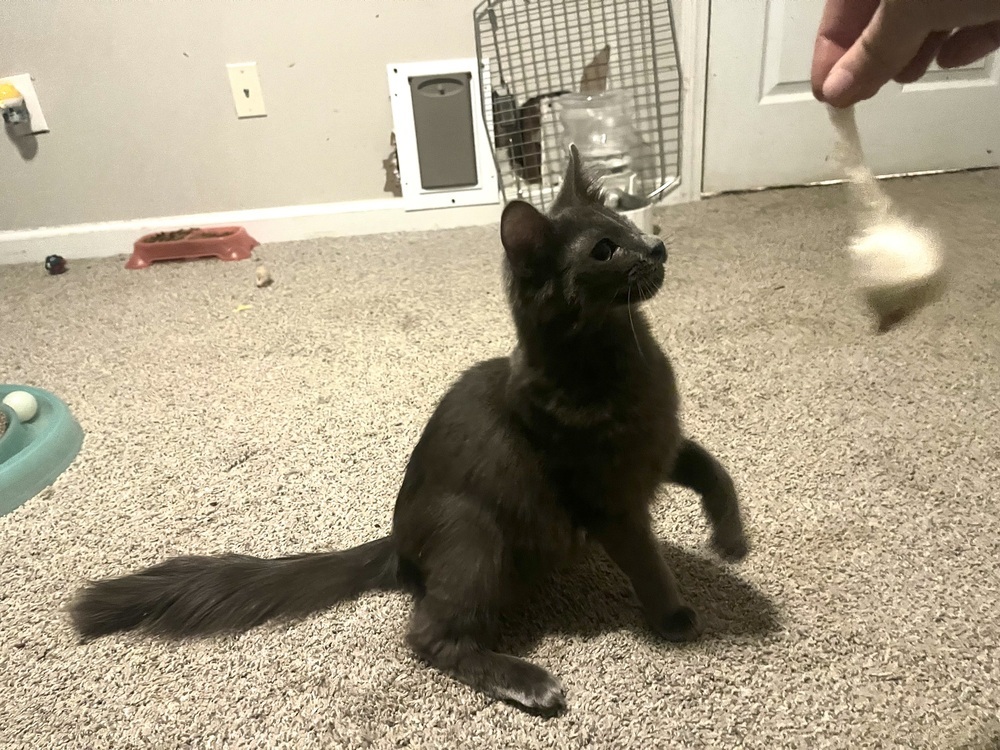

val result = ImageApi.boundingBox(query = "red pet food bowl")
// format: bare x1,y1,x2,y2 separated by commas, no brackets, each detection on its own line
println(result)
126,226,258,269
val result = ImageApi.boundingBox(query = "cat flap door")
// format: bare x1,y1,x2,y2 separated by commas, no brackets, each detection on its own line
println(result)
387,58,501,212
409,74,479,191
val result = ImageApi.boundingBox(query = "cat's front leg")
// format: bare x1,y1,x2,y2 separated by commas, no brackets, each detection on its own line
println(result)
594,510,702,642
668,439,749,562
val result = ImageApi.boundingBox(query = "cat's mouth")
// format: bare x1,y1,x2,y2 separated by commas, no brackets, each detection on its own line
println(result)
615,265,665,304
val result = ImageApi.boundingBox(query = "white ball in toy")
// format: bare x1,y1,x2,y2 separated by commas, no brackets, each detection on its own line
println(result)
2,390,39,422
849,220,942,289
848,220,946,331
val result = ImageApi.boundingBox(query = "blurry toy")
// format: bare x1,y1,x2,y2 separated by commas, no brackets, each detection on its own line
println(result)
828,105,946,332
255,265,273,288
44,254,67,275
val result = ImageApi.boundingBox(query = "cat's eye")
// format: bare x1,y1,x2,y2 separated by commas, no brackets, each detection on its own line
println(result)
591,239,618,262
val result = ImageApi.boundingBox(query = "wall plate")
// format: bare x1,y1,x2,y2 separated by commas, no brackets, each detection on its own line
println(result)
0,74,49,135
226,63,267,119
387,58,499,212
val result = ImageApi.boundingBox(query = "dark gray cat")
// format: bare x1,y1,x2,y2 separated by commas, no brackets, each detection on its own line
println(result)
70,146,749,718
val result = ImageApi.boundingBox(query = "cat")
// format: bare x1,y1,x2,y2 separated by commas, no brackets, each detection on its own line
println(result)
69,145,749,718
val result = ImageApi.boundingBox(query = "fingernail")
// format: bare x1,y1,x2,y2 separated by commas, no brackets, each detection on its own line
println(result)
822,68,855,103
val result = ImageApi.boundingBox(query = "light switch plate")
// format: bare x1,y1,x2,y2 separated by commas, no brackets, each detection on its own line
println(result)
0,73,49,135
226,63,266,119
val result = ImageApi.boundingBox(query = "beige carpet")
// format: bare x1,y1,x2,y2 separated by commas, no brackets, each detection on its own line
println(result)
2,171,999,749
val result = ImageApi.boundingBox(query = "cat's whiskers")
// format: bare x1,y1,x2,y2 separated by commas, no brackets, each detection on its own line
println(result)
626,283,646,363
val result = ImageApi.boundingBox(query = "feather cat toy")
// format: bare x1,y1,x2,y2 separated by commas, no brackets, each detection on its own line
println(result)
828,104,947,332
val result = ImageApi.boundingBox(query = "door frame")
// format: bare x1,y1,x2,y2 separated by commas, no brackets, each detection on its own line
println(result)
662,0,712,206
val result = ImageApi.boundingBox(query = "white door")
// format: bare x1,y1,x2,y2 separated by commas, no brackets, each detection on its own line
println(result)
702,0,1000,194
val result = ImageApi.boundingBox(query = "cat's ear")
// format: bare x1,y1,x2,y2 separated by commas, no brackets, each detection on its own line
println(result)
551,143,592,209
500,199,552,274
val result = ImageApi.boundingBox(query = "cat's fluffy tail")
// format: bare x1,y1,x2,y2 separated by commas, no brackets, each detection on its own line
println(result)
70,536,398,639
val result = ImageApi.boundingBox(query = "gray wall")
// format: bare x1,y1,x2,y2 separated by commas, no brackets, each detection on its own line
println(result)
1,0,480,230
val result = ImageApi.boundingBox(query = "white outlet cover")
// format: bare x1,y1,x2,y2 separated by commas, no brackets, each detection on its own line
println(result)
0,73,49,135
226,63,266,118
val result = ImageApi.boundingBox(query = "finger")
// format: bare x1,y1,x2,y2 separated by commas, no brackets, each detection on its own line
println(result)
812,0,881,100
937,21,1000,68
893,31,950,83
822,5,930,106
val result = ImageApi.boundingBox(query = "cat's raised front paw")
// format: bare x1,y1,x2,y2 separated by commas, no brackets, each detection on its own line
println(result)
655,605,703,642
711,527,749,563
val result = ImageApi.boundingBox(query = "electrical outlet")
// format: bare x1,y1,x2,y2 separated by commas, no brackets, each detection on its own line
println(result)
226,63,266,118
0,73,49,135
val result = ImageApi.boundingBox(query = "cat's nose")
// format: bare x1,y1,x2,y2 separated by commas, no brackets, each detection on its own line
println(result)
648,240,667,264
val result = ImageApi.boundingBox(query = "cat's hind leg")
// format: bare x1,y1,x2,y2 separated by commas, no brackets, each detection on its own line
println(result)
400,501,566,717
406,598,566,717
668,439,749,562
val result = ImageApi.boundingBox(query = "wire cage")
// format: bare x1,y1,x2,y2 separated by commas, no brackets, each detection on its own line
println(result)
474,0,682,211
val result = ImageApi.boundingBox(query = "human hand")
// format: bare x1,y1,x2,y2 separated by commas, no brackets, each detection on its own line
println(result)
812,0,1000,107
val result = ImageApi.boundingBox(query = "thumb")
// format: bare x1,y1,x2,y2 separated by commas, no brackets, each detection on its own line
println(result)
822,4,929,106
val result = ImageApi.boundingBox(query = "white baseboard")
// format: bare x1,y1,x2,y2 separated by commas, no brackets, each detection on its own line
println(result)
0,198,503,266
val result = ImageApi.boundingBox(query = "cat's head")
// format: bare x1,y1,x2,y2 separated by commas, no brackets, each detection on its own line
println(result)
500,145,667,314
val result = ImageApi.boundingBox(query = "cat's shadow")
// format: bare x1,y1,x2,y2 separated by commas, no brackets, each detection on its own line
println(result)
501,541,780,655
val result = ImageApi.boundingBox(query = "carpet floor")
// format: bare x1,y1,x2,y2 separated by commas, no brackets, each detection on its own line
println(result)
1,171,998,749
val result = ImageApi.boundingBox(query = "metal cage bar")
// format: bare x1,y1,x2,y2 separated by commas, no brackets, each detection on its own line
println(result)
474,0,682,210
